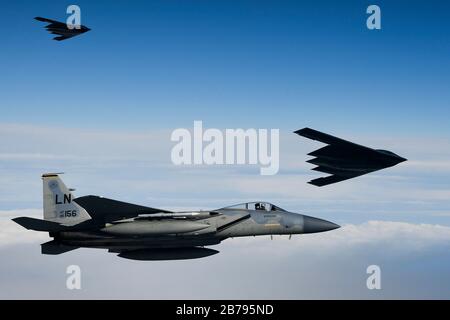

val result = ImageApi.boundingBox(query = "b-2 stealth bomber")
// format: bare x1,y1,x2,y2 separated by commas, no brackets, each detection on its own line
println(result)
35,17,91,41
295,128,407,186
13,174,340,260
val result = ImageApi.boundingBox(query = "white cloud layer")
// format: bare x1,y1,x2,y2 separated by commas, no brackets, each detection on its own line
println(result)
228,220,450,253
0,210,48,246
1,215,450,299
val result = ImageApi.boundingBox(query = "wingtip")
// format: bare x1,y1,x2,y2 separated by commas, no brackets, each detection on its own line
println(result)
307,180,321,187
294,127,320,139
293,127,309,135
11,217,29,229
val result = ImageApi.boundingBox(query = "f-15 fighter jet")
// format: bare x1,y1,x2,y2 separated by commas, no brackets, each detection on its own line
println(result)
295,128,407,186
13,174,340,260
35,17,91,41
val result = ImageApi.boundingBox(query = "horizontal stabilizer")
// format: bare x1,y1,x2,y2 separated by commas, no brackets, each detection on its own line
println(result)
41,240,79,255
12,217,66,232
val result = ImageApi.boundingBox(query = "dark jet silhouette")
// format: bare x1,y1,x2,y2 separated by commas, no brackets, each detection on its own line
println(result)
295,127,407,186
35,17,91,41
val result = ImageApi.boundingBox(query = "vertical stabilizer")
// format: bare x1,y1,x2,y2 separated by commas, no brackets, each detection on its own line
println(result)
42,173,91,226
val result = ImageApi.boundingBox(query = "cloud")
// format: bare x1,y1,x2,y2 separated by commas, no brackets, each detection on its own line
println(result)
0,123,171,157
223,220,450,255
0,218,449,299
0,153,76,160
0,210,48,247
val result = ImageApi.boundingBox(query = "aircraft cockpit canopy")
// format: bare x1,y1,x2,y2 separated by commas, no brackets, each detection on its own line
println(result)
220,202,287,212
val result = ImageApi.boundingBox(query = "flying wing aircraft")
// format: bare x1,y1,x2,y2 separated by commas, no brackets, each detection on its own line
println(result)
295,127,407,186
35,17,91,41
13,174,340,260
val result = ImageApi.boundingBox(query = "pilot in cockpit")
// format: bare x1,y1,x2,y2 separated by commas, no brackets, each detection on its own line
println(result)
255,203,266,211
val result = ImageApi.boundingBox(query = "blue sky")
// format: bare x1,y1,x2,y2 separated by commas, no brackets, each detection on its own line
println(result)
1,1,450,299
1,0,450,133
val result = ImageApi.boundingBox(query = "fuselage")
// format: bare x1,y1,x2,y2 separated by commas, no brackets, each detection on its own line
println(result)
53,204,339,250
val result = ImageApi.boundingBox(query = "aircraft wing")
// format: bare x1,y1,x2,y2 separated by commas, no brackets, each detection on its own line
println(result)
294,127,375,152
35,17,66,27
74,196,172,223
305,171,368,187
295,127,406,187
35,16,70,40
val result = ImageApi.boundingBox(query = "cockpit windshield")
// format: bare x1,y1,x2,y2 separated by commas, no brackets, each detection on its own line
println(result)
219,202,287,212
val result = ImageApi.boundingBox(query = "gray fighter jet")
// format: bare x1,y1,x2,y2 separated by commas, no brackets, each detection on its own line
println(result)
13,174,340,260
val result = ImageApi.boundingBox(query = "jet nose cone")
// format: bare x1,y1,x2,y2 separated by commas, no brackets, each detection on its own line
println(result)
397,155,407,163
302,215,340,234
390,153,407,164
